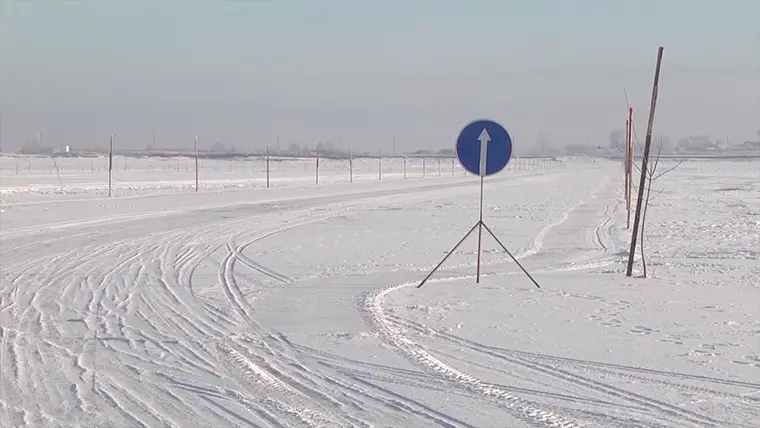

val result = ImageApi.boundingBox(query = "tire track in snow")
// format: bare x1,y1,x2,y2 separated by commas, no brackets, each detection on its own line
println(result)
163,374,293,427
87,229,257,427
538,182,626,270
44,192,445,426
0,170,582,426
7,207,353,426
217,343,340,428
344,373,479,428
4,239,156,426
361,177,617,428
211,186,513,426
405,177,614,276
0,326,14,428
6,215,208,424
393,318,728,428
594,204,611,253
236,253,292,284
364,275,586,428
0,218,258,426
216,211,368,427
299,353,483,428
363,173,746,428
284,343,476,428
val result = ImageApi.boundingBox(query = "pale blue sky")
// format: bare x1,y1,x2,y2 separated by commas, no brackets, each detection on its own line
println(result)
1,0,758,152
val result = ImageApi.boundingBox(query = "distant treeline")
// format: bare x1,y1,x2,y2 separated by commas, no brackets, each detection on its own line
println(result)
35,151,456,160
5,150,458,160
12,138,459,159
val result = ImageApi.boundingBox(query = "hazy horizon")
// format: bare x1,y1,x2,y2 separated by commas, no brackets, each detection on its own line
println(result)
1,0,758,153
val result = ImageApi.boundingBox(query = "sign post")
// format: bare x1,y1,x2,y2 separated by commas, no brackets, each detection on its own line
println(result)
418,119,540,288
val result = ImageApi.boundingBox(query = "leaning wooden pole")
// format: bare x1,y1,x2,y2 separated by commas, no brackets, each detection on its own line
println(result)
626,46,664,277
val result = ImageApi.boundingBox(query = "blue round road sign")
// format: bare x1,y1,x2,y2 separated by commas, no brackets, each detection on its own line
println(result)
455,119,512,176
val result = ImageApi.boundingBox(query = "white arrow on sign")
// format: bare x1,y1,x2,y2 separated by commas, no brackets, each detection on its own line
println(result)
477,128,491,177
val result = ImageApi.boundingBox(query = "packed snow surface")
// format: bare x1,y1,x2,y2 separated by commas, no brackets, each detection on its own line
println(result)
0,156,758,428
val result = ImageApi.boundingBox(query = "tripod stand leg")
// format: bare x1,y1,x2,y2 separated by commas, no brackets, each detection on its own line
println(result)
417,221,480,288
481,222,541,289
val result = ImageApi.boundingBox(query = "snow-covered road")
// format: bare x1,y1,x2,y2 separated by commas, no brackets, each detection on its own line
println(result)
1,157,757,427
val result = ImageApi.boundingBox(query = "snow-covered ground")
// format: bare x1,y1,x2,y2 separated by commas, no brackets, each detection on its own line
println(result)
0,155,558,203
0,156,757,428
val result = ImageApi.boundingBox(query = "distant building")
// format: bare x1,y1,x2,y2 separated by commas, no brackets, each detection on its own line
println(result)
52,145,71,155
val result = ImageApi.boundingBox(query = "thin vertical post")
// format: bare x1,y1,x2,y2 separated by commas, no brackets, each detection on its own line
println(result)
266,144,270,188
627,46,664,277
108,134,113,197
403,156,407,179
422,158,426,178
349,149,353,183
194,136,199,192
316,143,320,185
437,157,441,176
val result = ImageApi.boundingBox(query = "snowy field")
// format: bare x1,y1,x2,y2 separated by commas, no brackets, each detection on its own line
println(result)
0,156,758,428
0,155,556,204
